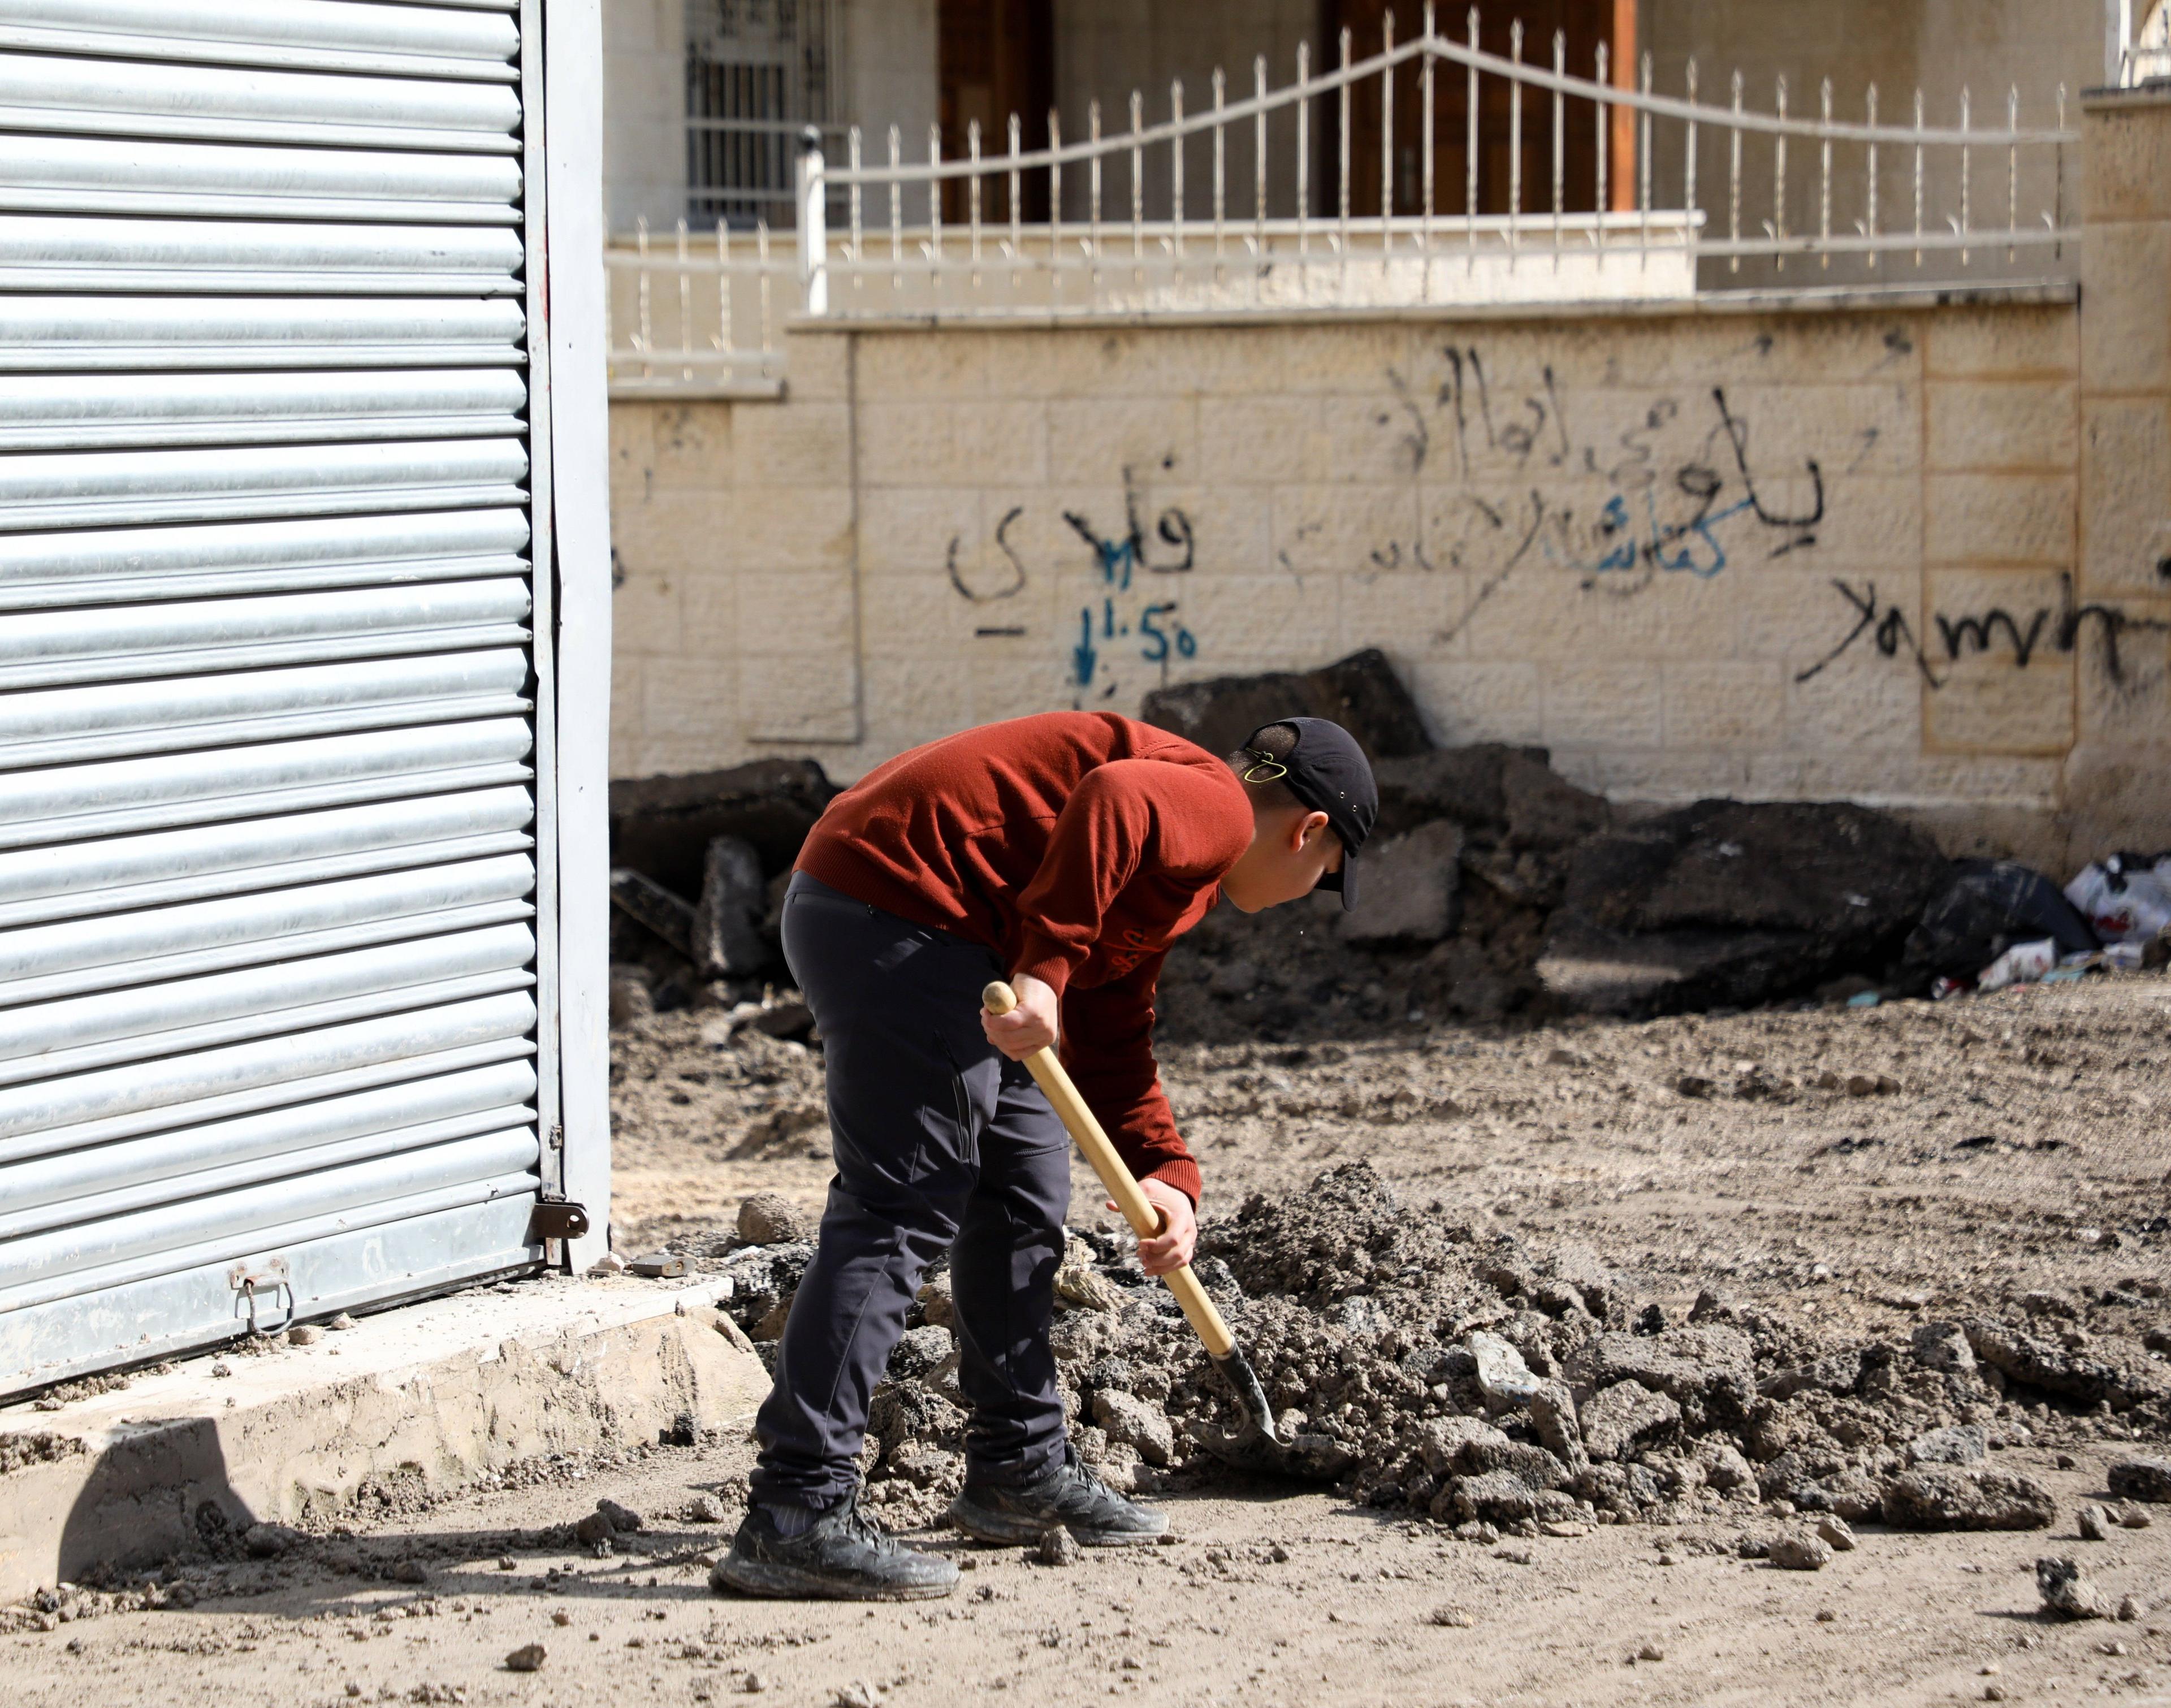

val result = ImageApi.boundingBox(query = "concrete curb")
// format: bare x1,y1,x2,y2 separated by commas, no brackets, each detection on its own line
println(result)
0,1274,768,1603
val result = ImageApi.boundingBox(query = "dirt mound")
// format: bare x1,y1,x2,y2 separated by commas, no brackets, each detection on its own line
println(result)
1156,744,1612,1038
711,1162,2169,1534
1537,801,1949,1017
1138,646,1433,764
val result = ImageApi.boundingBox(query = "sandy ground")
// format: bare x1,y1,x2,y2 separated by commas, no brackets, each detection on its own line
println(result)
612,974,2171,1336
9,974,2171,1707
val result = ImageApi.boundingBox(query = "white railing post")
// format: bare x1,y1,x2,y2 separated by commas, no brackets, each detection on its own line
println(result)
1865,83,1878,270
797,126,828,315
1420,6,1435,295
1683,58,1698,274
1596,41,1611,266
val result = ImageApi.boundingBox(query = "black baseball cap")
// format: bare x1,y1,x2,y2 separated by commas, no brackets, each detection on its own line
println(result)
1239,716,1378,910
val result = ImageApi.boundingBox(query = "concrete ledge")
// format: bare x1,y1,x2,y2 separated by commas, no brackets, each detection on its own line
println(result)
787,279,2079,334
0,1274,767,1605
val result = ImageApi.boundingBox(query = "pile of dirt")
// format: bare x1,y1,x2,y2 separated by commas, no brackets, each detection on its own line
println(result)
1156,741,1612,1038
603,656,2082,1037
708,1163,2169,1537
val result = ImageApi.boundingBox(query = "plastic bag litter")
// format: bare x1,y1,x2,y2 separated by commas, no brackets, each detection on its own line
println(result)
1898,859,2098,992
1978,938,2057,992
2065,853,2171,945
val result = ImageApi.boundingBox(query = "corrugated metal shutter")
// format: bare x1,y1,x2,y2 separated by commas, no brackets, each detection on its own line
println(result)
0,0,550,1395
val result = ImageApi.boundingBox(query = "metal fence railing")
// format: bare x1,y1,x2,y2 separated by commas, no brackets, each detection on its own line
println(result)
604,217,792,399
611,6,2084,395
797,6,2081,322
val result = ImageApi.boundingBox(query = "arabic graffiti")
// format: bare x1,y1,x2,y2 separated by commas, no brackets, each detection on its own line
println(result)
1560,389,1824,581
1371,343,1835,642
940,461,1201,703
927,340,1856,697
1064,470,1199,697
945,505,1028,603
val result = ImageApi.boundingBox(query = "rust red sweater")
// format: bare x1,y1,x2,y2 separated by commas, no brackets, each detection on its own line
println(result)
795,712,1252,1203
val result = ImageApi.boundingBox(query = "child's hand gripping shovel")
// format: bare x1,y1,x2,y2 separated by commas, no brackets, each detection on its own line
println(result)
981,980,1285,1450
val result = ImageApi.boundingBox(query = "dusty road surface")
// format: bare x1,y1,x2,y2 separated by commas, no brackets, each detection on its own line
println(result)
6,1439,2170,1708
9,974,2171,1707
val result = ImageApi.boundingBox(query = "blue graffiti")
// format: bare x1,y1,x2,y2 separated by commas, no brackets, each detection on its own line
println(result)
1139,602,1197,665
1550,388,1822,582
1074,598,1196,686
1070,525,1136,591
1061,466,1196,593
1573,486,1758,580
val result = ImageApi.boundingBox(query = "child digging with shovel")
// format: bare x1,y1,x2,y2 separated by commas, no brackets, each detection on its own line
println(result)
712,710,1378,1601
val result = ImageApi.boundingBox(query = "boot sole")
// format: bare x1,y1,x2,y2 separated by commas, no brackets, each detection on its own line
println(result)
945,1498,1167,1549
710,1555,958,1602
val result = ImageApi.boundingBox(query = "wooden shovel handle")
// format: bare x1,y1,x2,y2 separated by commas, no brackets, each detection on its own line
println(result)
982,980,1235,1360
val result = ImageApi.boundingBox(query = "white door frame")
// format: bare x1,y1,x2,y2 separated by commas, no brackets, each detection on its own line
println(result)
538,0,615,1269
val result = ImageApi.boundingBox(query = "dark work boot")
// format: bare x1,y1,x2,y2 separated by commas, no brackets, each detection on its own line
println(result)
710,1495,959,1601
946,1448,1168,1547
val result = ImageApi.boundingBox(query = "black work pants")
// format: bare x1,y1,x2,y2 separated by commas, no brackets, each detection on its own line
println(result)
747,873,1072,1511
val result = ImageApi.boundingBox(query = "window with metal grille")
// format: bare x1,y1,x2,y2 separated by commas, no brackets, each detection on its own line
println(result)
686,0,840,228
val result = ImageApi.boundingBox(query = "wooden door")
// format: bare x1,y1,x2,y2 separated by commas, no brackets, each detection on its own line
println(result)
938,0,1054,222
1331,0,1624,217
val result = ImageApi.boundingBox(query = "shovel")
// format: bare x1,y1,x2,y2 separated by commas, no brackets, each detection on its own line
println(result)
981,980,1285,1449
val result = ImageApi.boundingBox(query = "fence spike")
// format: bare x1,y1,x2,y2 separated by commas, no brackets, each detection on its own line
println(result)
1130,89,1145,275
1772,73,1787,269
1049,107,1063,308
967,117,983,284
1551,30,1565,270
1253,54,1268,293
1913,87,1925,267
1296,38,1311,260
2007,84,2018,262
1639,50,1653,266
1819,77,1832,268
1006,112,1022,289
635,214,651,372
1210,67,1226,271
927,123,942,284
1596,41,1610,258
1088,99,1103,303
885,126,902,290
1338,25,1353,292
1728,69,1743,272
1421,5,1436,291
715,218,730,370
1508,19,1523,266
1382,10,1397,268
1683,58,1698,272
847,125,863,277
1172,77,1186,264
1865,84,1879,270
1465,6,1479,271
2053,83,2066,261
755,217,772,358
1959,84,1971,266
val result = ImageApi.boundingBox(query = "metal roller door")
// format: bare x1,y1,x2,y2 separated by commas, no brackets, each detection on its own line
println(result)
0,0,570,1394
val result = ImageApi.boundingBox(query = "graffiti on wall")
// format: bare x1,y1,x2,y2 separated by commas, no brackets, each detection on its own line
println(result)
942,461,1201,706
1299,340,1840,647
923,328,2163,727
1800,570,2171,693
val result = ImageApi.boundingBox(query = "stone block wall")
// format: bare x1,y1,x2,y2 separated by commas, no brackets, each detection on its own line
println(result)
606,99,2171,862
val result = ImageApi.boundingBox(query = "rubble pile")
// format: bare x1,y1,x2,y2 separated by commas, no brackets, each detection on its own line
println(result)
1157,740,1614,1036
605,653,2169,1036
713,1164,2170,1535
